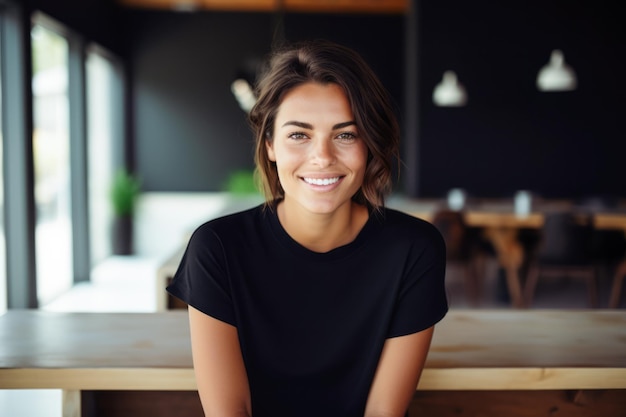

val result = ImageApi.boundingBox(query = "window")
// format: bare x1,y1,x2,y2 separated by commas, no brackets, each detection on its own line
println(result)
1,8,127,309
31,23,73,305
87,48,120,266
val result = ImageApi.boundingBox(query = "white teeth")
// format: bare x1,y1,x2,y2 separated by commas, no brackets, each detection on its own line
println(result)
303,177,340,186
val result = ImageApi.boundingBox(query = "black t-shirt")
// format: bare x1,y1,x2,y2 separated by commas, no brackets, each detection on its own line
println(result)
167,205,448,417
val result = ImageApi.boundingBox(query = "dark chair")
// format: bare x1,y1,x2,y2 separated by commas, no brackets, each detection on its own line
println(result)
432,209,485,306
609,258,626,308
524,211,598,307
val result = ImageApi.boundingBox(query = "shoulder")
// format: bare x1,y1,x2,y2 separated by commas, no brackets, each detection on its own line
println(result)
370,207,446,265
377,207,444,244
188,204,267,247
197,204,264,231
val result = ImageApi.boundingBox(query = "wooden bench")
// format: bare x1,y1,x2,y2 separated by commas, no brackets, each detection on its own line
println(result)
1,309,625,416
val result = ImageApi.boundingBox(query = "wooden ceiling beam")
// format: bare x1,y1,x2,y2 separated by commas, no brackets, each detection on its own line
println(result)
117,0,408,14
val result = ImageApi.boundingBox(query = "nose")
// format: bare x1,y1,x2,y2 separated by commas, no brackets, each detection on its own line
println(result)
311,139,335,167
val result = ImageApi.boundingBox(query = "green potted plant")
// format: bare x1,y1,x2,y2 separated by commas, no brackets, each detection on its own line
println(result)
224,169,260,195
110,169,140,255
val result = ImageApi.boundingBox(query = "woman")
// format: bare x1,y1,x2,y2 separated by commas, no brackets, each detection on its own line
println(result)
167,40,448,417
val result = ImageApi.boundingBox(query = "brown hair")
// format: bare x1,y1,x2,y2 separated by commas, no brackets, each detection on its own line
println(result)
249,40,400,211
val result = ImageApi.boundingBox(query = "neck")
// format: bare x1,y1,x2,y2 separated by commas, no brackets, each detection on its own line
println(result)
276,200,369,253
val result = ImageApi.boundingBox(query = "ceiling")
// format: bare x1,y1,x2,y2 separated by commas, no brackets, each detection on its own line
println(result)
117,0,408,14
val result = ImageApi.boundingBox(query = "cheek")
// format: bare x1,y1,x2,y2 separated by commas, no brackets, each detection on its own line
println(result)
272,145,302,168
271,150,294,181
350,143,369,172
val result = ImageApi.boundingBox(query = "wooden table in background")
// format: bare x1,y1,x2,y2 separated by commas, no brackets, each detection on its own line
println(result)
405,204,626,308
1,310,625,416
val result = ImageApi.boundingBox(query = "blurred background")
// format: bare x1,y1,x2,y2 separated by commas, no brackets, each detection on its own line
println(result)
0,0,625,314
1,2,626,413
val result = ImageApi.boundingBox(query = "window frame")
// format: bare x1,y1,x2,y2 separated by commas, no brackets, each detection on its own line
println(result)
1,5,127,308
1,0,38,308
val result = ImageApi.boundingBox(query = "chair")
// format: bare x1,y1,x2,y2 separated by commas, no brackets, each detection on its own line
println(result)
608,258,626,308
432,209,485,306
524,211,598,307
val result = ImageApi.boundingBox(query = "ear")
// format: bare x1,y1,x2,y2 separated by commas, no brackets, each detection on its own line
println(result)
266,139,276,162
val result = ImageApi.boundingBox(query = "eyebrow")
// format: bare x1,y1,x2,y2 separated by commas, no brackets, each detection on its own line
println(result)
281,120,357,130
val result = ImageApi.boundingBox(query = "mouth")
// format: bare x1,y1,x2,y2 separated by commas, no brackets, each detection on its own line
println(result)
301,176,342,186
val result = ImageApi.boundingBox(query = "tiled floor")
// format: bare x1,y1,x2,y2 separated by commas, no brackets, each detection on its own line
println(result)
1,255,622,416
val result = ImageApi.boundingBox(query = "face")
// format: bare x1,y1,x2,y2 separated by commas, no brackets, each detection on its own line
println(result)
267,82,368,216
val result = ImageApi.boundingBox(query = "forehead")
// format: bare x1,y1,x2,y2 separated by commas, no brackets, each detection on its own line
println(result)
275,82,353,122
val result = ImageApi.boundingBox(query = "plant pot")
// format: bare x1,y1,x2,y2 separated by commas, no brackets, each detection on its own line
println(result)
112,215,133,255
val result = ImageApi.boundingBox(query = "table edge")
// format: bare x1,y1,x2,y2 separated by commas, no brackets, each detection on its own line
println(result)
2,367,625,391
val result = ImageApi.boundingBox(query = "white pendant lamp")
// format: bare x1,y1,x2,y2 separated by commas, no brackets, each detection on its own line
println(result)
231,78,257,113
536,49,577,92
433,70,468,107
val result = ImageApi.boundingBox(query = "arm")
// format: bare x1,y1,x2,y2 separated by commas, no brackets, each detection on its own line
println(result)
364,326,435,417
188,306,251,417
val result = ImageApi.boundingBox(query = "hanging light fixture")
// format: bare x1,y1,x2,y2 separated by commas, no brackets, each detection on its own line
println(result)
433,70,468,107
231,79,256,113
231,57,262,114
536,49,577,92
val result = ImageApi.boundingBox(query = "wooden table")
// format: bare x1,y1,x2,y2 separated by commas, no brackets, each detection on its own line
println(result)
397,200,626,308
1,309,625,416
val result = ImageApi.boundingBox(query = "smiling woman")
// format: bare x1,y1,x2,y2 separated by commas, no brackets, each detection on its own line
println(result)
267,82,369,230
167,40,448,417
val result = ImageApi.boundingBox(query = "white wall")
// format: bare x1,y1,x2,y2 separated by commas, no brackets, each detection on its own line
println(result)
133,192,264,261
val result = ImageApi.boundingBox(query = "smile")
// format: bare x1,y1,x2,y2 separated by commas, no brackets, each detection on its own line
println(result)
302,177,341,186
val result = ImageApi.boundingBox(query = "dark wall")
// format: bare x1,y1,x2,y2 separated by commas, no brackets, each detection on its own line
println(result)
126,11,405,191
30,0,625,199
127,12,273,191
416,0,626,199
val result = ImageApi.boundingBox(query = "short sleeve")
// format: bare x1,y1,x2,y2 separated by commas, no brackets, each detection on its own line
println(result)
166,223,237,326
387,223,448,337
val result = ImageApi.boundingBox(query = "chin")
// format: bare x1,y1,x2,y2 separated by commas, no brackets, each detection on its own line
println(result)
301,199,350,215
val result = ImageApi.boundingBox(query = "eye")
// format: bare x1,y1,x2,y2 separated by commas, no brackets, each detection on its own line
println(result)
287,131,309,140
336,131,358,142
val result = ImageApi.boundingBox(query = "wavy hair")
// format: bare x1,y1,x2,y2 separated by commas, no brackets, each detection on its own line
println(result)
249,40,400,211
